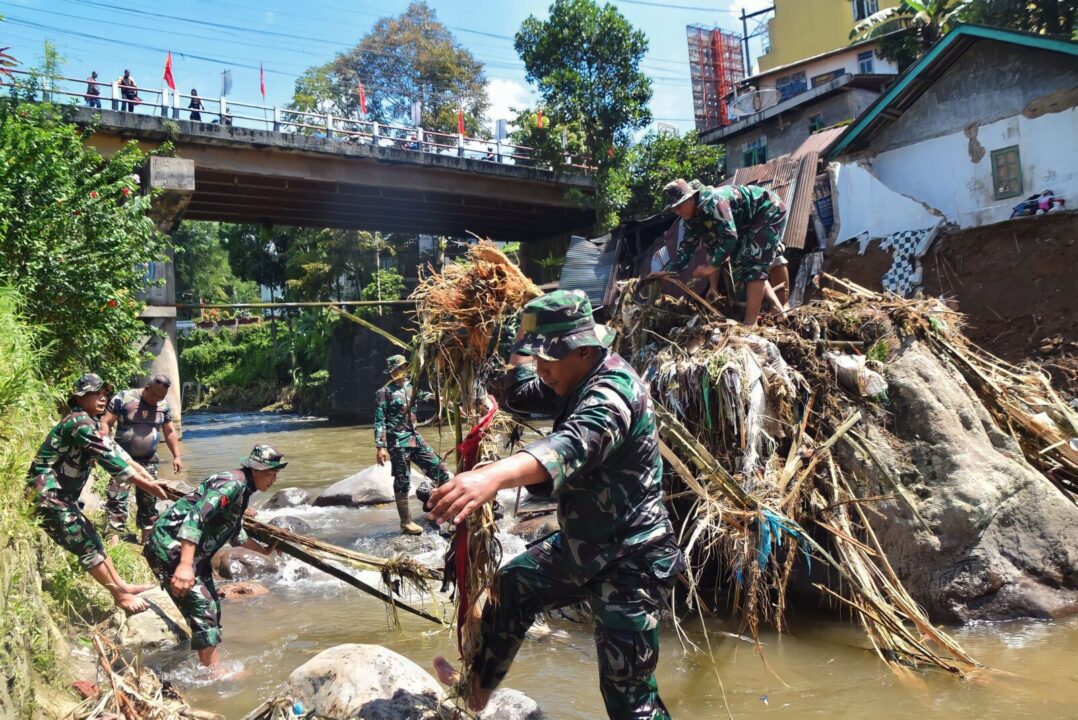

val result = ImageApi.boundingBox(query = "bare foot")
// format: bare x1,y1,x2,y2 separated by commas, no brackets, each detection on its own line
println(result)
433,656,461,686
432,657,491,713
115,593,149,614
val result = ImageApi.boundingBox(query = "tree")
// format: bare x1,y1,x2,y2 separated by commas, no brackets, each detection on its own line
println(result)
623,131,724,219
509,105,588,171
963,0,1077,37
850,1,972,66
0,101,165,383
515,0,653,230
221,224,290,300
173,221,259,313
290,2,490,135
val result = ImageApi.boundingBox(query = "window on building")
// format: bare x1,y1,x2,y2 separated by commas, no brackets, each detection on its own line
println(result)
809,114,825,133
853,0,880,21
858,50,875,74
811,69,846,88
991,146,1023,200
775,72,807,101
743,137,768,167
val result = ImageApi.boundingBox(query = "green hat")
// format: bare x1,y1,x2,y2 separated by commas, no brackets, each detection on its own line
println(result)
385,355,408,374
72,373,113,397
511,289,615,361
242,444,288,471
662,178,699,212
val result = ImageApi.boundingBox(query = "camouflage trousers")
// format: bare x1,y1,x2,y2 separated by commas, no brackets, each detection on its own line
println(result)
105,459,159,533
144,552,222,650
35,492,107,571
389,440,449,498
729,203,787,285
471,533,682,720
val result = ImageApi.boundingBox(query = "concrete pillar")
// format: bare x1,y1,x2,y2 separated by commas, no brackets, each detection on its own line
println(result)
137,156,195,429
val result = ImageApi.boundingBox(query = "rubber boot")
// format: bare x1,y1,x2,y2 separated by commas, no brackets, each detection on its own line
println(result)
396,496,423,535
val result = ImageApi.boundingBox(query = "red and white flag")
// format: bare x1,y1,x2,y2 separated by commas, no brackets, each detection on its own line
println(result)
259,62,266,99
457,105,466,135
162,51,176,90
358,82,367,116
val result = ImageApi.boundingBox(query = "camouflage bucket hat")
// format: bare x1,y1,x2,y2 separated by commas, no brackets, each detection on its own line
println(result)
511,289,615,361
662,178,699,212
71,372,113,397
385,354,408,374
242,444,288,471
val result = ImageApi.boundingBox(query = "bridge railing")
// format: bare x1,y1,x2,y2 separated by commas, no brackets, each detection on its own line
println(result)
1,68,594,172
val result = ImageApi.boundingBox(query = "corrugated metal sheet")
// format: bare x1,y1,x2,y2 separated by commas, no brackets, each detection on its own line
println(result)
793,126,846,159
558,234,621,308
727,151,817,250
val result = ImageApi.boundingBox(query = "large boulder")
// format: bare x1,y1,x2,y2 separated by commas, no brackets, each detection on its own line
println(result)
219,581,270,601
268,514,313,535
314,465,428,507
478,689,543,720
212,546,278,580
114,587,188,649
840,340,1078,622
287,644,441,719
263,487,311,510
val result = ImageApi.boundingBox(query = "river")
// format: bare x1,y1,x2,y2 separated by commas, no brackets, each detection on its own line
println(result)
149,412,1078,719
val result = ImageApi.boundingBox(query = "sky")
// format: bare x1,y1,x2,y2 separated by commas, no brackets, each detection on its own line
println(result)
1,0,774,136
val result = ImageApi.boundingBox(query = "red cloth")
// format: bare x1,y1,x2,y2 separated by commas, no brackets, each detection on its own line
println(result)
259,63,266,98
163,51,176,91
458,106,466,136
358,83,367,116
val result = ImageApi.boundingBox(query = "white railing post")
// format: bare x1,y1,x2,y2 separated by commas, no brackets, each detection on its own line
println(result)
325,112,333,138
417,127,424,150
220,96,228,124
495,138,502,163
457,133,464,158
160,87,169,117
172,88,181,119
111,81,120,111
372,122,379,145
273,107,281,132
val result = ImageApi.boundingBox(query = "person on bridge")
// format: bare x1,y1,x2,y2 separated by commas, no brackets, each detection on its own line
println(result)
99,374,184,545
427,290,684,719
118,69,139,112
85,71,101,108
143,444,283,670
374,354,449,535
188,89,204,122
26,373,166,614
661,177,791,326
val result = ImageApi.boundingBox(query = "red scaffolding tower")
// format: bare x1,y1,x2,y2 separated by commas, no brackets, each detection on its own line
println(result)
686,24,746,132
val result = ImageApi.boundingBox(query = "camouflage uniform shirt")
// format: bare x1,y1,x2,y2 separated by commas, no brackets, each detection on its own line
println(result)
27,410,135,503
505,351,674,581
374,380,433,449
108,388,173,461
146,471,251,568
667,183,786,277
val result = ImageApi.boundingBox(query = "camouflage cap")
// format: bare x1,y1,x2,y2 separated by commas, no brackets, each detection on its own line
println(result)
511,289,615,361
241,444,288,471
662,178,699,212
71,373,113,397
385,354,408,374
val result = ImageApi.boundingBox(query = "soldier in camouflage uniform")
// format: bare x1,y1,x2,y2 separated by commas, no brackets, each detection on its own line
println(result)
662,177,790,326
143,444,284,668
100,374,184,543
429,290,684,719
26,373,166,613
374,354,449,535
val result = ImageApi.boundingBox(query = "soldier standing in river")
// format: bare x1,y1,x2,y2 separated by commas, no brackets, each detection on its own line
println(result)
374,355,449,535
428,290,684,719
143,444,283,669
100,374,183,544
26,373,166,614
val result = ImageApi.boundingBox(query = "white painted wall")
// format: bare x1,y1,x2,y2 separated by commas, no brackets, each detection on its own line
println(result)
830,162,942,245
758,46,899,91
863,108,1078,229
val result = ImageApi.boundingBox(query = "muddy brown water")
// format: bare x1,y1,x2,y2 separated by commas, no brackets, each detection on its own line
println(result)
150,412,1078,719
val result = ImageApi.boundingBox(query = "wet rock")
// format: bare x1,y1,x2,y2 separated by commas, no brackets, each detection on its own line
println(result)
507,513,559,543
479,689,543,720
837,341,1078,622
268,515,313,535
211,546,278,580
314,464,427,507
114,587,188,649
263,487,311,510
219,581,269,600
287,644,441,719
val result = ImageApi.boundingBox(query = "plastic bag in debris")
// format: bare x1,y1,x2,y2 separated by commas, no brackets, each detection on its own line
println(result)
825,352,889,398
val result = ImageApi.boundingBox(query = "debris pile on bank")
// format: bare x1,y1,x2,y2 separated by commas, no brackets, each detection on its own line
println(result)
613,273,1078,674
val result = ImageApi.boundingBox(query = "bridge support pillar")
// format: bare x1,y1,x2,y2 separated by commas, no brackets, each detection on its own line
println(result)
137,156,195,429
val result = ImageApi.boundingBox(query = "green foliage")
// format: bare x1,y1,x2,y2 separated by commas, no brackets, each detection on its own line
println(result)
623,130,724,218
962,0,1077,36
221,223,290,296
515,0,653,231
509,105,589,171
361,269,406,306
534,253,566,284
290,2,490,135
867,339,892,364
0,101,165,384
173,221,259,315
851,1,972,65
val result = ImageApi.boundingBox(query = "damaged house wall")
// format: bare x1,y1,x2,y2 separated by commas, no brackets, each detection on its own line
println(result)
841,42,1078,229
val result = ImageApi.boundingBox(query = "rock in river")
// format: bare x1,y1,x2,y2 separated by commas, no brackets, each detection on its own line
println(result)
314,464,429,507
262,487,311,510
268,514,313,535
212,546,278,580
114,587,188,650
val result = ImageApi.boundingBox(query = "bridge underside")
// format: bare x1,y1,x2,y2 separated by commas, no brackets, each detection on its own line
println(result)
184,167,594,239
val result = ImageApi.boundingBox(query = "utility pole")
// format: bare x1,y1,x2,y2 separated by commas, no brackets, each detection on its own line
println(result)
740,5,775,75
